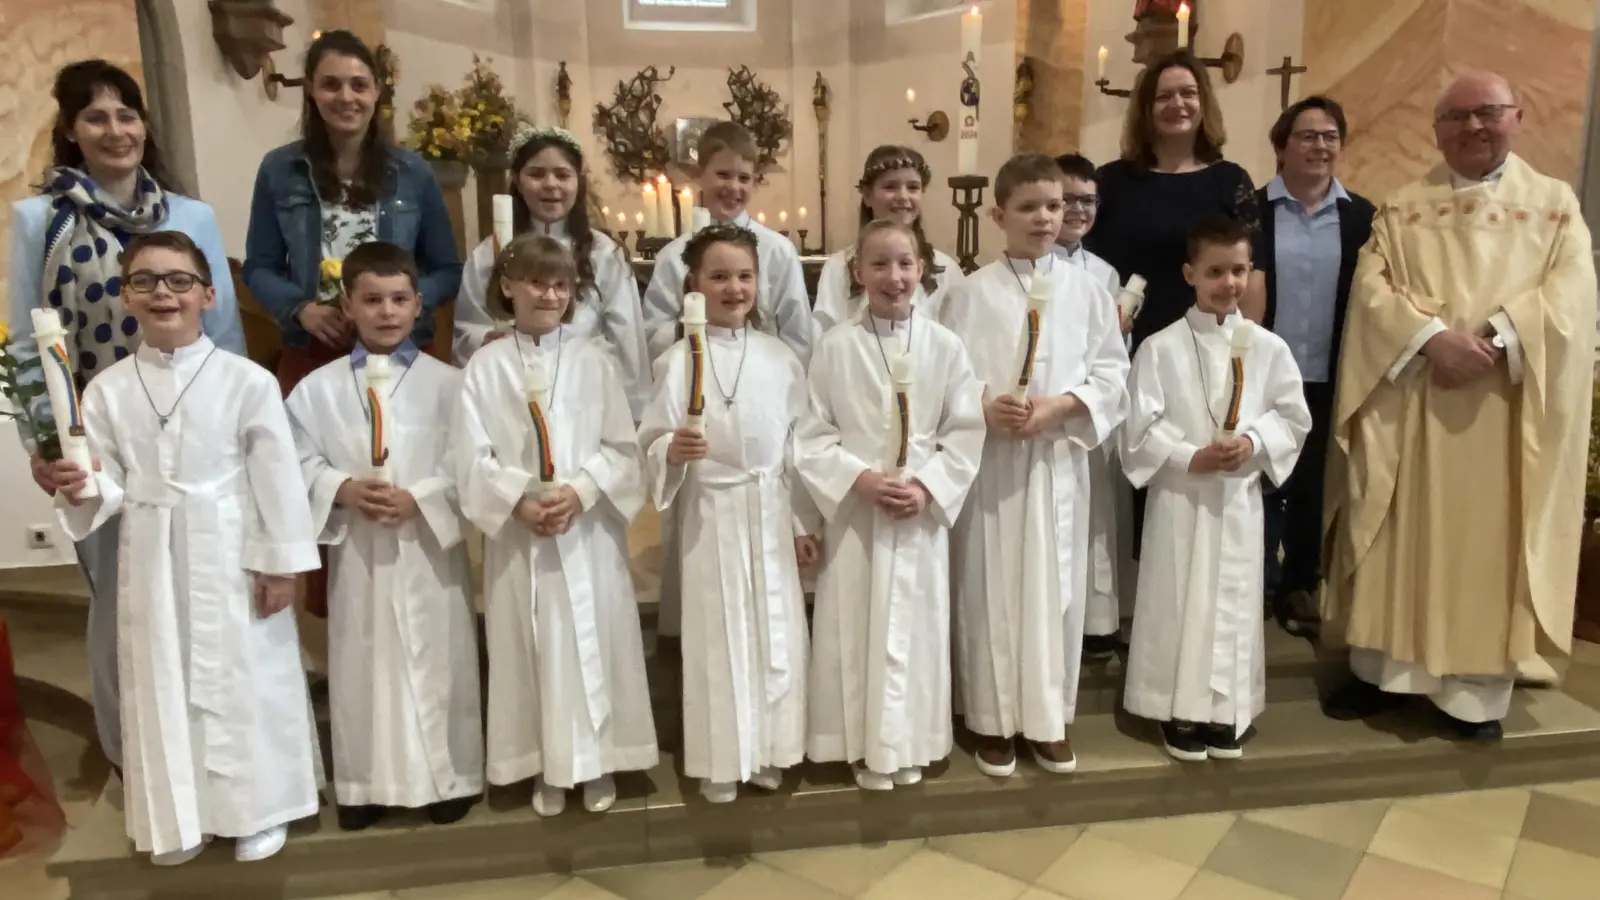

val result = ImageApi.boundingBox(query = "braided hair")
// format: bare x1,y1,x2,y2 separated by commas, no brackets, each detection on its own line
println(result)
681,223,764,330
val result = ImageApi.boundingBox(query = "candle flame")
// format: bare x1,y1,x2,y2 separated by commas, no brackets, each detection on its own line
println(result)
1098,46,1108,59
656,173,669,185
906,88,916,104
1179,1,1190,13
636,212,645,224
969,4,979,15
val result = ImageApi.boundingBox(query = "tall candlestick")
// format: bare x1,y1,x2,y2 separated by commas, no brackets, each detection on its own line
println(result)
641,184,661,237
28,309,97,497
365,354,394,483
1010,272,1052,401
1177,2,1191,50
1220,322,1252,441
524,360,559,498
889,352,913,480
958,4,983,176
682,292,708,430
1097,46,1108,81
492,194,514,256
656,174,674,237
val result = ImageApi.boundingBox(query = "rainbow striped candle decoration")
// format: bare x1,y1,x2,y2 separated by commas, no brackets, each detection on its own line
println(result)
365,354,393,483
524,360,558,498
682,292,708,429
29,308,98,497
1220,322,1254,441
1009,271,1053,401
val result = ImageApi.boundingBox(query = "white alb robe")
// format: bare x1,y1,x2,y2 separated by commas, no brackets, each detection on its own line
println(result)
812,247,963,334
641,212,814,366
454,223,652,417
1120,310,1311,735
941,257,1130,740
638,328,818,784
796,313,985,773
454,330,659,788
286,353,484,808
56,337,321,856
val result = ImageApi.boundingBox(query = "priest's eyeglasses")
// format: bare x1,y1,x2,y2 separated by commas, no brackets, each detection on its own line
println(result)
1436,104,1519,126
126,271,211,294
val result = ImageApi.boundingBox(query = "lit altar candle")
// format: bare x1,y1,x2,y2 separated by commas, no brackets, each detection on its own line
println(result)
1177,2,1190,50
492,194,514,256
1219,322,1253,441
958,4,983,176
1009,272,1052,401
679,186,694,224
635,212,646,235
798,206,808,223
906,88,916,105
779,210,789,227
525,360,559,498
757,212,767,226
617,211,629,230
601,205,611,219
365,354,394,483
656,174,675,237
681,292,708,430
1097,46,1108,81
641,184,660,236
29,309,96,498
889,351,913,481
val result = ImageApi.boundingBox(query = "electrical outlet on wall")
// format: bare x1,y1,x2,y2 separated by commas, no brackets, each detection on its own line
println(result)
26,525,54,551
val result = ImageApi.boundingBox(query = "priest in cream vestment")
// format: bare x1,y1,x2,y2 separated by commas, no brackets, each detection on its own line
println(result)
1322,73,1597,739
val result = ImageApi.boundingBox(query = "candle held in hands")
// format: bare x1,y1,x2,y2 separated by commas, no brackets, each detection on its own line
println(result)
1116,274,1147,320
1009,272,1052,401
492,194,514,255
524,360,559,498
29,308,97,498
681,292,709,429
1220,321,1253,440
889,351,914,480
365,354,393,484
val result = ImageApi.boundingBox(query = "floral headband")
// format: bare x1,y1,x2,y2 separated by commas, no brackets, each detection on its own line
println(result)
858,154,932,190
510,123,584,160
682,223,760,266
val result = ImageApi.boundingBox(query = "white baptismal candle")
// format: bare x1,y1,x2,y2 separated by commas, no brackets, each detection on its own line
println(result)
29,308,97,498
889,350,914,480
492,194,515,255
1116,274,1147,321
364,354,393,484
682,292,708,430
1220,321,1254,441
1010,272,1052,401
524,359,559,498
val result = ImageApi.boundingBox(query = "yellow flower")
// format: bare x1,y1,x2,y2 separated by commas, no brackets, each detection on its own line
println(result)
320,258,343,280
0,320,10,346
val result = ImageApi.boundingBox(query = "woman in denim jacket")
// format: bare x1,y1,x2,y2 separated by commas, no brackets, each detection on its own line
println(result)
243,29,460,395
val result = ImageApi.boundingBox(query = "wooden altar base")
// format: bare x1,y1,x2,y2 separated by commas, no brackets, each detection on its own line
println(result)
44,630,1600,900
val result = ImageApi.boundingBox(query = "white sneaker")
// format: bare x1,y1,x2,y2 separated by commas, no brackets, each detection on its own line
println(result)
584,774,617,812
748,767,783,791
151,837,210,866
532,778,567,817
234,825,287,862
700,780,739,803
853,764,894,792
892,766,922,786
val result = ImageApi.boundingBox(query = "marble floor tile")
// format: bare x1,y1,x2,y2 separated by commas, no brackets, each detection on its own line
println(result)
0,855,69,900
1337,854,1500,900
1518,791,1600,859
544,882,632,900
857,848,1029,900
926,825,1082,883
695,862,849,900
1390,787,1531,839
1202,819,1363,900
1177,871,1298,900
1531,778,1600,807
1365,806,1518,889
756,838,924,897
1243,800,1393,853
395,874,574,899
1035,831,1197,900
1014,890,1069,900
1090,812,1237,867
583,856,747,900
1503,839,1600,900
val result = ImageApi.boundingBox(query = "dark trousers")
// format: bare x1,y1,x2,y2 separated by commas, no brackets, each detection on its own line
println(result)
1264,381,1336,597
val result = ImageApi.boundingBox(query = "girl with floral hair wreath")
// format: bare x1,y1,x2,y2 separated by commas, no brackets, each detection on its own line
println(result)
811,145,963,334
454,123,651,419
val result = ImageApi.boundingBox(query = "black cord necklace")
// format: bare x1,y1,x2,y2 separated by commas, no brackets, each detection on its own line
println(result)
134,344,219,430
1183,319,1224,431
514,327,564,404
349,351,416,421
867,307,915,377
1005,253,1054,298
707,325,749,407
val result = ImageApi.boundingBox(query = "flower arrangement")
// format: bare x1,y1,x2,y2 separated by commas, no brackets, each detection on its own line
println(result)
0,321,59,460
405,55,527,167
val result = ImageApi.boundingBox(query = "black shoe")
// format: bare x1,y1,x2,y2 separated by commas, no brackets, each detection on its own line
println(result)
1203,724,1243,759
426,796,476,825
1161,721,1209,762
337,804,385,831
1083,634,1121,660
1441,713,1503,743
1321,679,1405,721
1275,590,1321,639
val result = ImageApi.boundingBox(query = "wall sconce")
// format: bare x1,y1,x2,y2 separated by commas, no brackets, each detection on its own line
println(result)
208,0,301,99
905,89,949,141
1196,33,1246,84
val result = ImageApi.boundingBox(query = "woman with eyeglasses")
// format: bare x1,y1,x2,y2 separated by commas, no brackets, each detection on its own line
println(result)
6,59,246,773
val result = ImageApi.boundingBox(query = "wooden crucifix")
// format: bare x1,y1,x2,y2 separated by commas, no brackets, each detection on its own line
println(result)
1267,56,1308,110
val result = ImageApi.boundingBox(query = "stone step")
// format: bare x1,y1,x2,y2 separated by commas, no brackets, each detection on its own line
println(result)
51,687,1600,900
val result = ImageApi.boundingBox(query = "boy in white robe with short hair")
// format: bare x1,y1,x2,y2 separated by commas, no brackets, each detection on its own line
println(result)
286,241,483,831
941,154,1130,778
50,231,321,865
798,219,985,792
1121,217,1311,761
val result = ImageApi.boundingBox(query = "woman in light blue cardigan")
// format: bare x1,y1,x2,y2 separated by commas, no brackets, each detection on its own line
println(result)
7,60,245,771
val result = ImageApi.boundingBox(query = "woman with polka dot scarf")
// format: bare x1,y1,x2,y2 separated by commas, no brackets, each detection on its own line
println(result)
6,59,245,774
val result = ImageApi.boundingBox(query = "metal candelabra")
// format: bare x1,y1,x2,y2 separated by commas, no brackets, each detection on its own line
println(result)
948,175,989,275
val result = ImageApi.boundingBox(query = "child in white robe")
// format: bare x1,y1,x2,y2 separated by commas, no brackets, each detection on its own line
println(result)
455,233,658,816
1121,216,1311,761
286,241,483,830
638,224,820,803
453,125,651,418
813,146,963,333
941,154,1130,778
49,231,320,865
1053,152,1137,660
640,121,813,643
797,219,985,792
